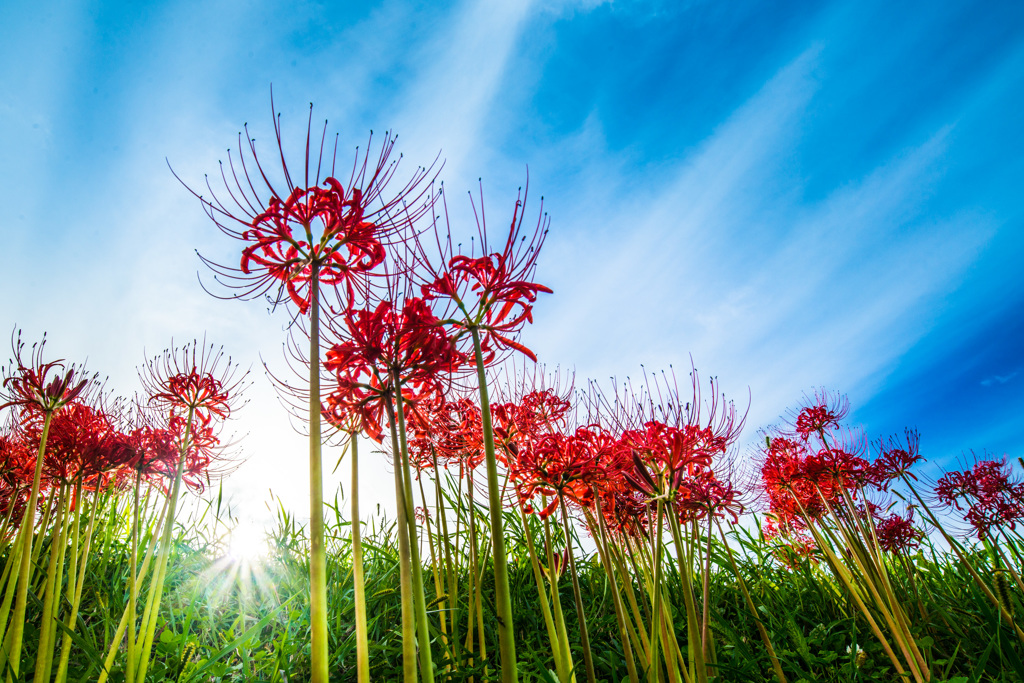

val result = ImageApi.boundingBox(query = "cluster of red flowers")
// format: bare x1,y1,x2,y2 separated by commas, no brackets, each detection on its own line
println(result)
0,337,245,530
935,457,1024,538
758,392,929,557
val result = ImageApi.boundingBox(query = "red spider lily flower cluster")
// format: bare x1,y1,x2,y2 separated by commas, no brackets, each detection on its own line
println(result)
935,456,1024,538
323,297,466,441
759,391,934,566
1,332,96,420
874,508,924,554
790,390,849,439
416,183,552,364
406,396,484,472
759,392,876,534
177,100,436,314
871,429,924,490
0,334,248,528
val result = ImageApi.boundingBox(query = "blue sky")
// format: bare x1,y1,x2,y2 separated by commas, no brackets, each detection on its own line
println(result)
2,0,1022,522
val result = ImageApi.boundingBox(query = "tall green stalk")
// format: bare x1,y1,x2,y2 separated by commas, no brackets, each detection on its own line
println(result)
4,410,53,681
392,370,437,683
470,327,517,683
308,268,330,683
389,414,418,683
559,496,596,683
54,480,105,683
134,404,196,683
350,435,370,683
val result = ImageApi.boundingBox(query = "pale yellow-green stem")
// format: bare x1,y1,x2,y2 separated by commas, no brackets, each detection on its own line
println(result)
350,435,370,683
541,499,574,682
610,535,651,667
133,404,195,683
33,484,71,683
800,514,909,679
4,410,54,681
559,495,596,683
648,498,666,683
391,371,437,683
584,503,639,683
418,472,448,647
668,514,705,683
902,476,1024,643
475,529,490,670
307,268,330,683
55,480,105,683
96,493,169,683
0,510,28,662
816,494,926,682
433,454,462,671
469,327,518,683
464,471,478,677
520,505,566,682
715,520,787,683
389,414,418,683
127,471,142,683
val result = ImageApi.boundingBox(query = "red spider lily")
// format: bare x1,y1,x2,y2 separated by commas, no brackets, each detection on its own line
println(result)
874,509,924,554
405,396,484,471
35,402,114,486
493,389,572,450
871,429,923,490
789,389,849,440
935,456,1024,538
323,297,466,441
139,340,247,423
0,427,35,491
760,407,871,530
759,436,827,528
1,332,95,420
593,481,650,538
177,99,437,314
137,341,245,493
417,182,551,363
513,427,609,516
675,469,745,524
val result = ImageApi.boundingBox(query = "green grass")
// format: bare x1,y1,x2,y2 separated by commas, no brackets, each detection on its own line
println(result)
2,483,1022,683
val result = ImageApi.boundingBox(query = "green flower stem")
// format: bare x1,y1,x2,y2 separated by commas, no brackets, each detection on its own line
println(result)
800,513,909,679
4,409,53,681
816,494,925,682
55,480,104,683
134,405,195,683
584,502,639,683
648,499,666,683
33,483,71,683
391,371,437,683
96,494,169,683
469,327,518,683
418,473,447,644
667,512,704,683
389,414,419,683
612,535,652,666
902,476,1024,643
519,506,566,682
308,268,330,683
558,496,596,683
350,435,370,683
433,454,462,669
127,472,143,683
541,499,574,682
714,520,787,683
464,472,479,673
